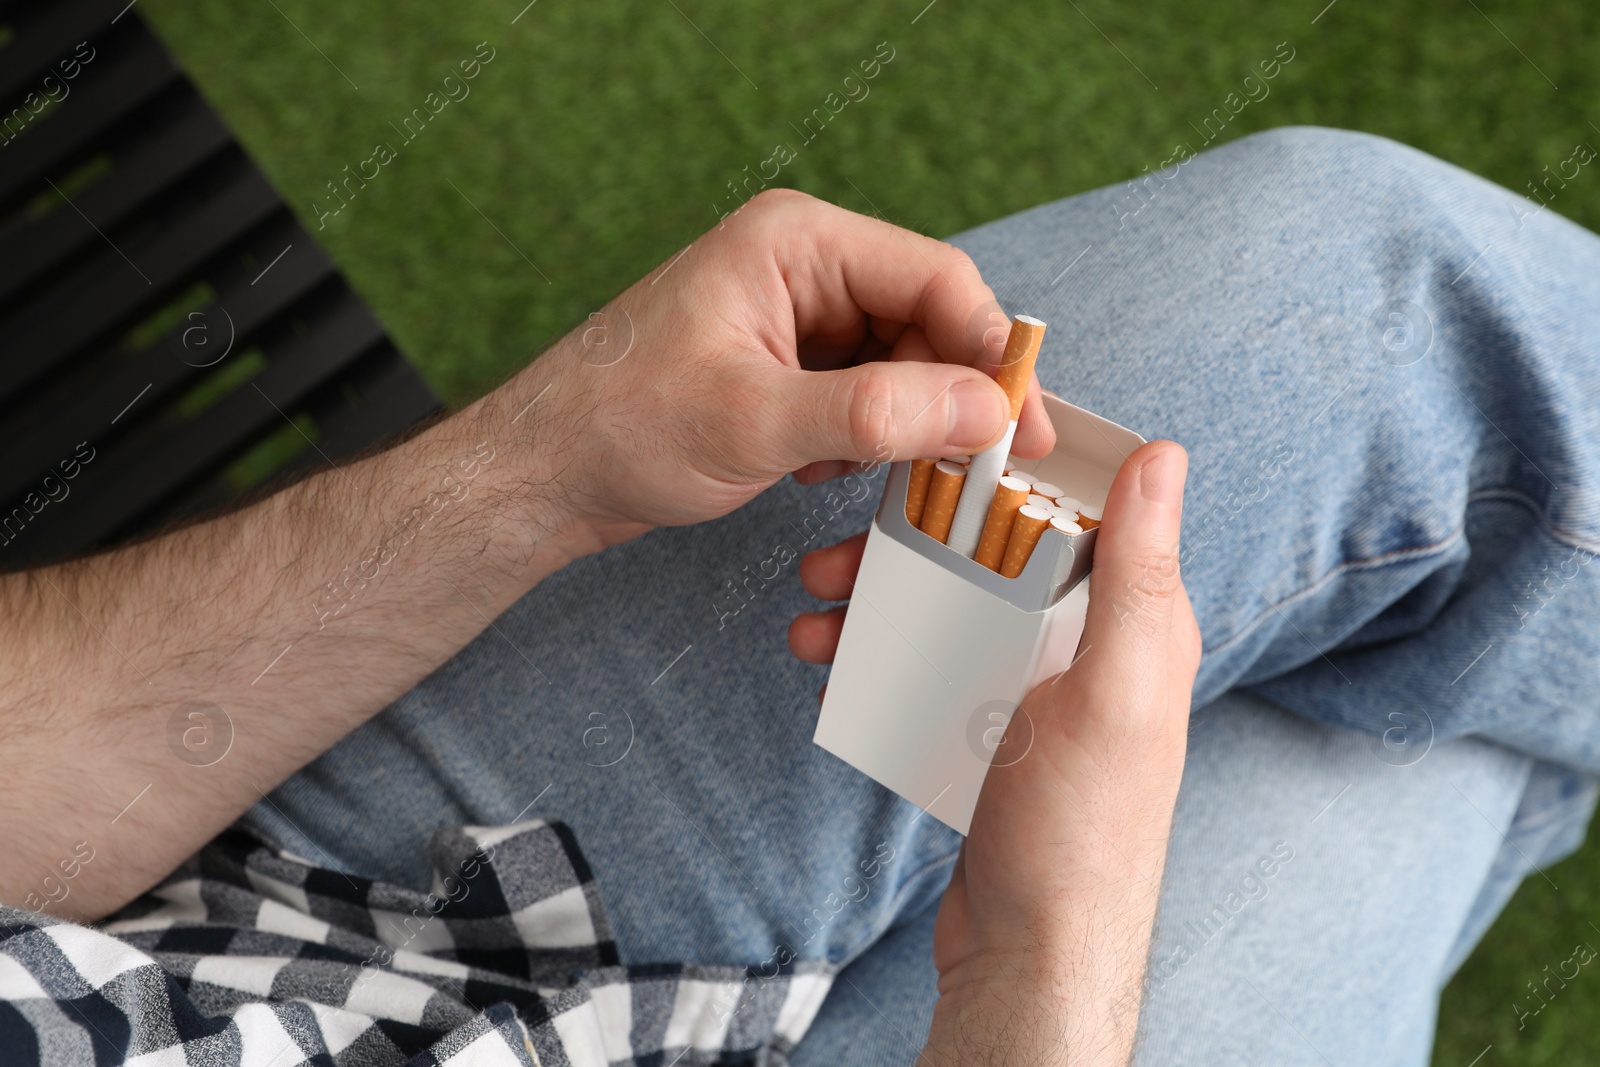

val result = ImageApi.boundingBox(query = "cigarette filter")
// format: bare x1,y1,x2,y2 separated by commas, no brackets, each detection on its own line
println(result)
1050,515,1084,536
905,459,937,526
973,474,1031,572
1076,502,1104,530
1006,469,1036,487
944,316,1046,558
814,392,1142,835
993,316,1046,416
1030,480,1065,499
999,503,1054,579
918,460,967,543
1025,493,1055,510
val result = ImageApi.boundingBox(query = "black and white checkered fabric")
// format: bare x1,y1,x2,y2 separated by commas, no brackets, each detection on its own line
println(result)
0,820,835,1065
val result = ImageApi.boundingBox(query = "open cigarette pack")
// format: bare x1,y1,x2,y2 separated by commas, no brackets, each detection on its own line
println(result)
813,393,1144,835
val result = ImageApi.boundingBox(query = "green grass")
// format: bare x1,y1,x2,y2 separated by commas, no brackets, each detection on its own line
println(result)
135,0,1600,1059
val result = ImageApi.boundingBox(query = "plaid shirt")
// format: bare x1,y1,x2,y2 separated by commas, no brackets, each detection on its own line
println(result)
0,820,834,1065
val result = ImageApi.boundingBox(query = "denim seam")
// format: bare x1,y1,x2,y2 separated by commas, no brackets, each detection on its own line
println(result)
1203,485,1599,662
1202,527,1468,659
1465,485,1600,556
1405,156,1600,557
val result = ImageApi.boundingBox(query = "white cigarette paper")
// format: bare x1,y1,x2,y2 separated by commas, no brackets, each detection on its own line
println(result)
945,423,1017,558
945,315,1045,559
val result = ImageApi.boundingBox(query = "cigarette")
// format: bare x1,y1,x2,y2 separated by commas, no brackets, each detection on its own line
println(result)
1005,469,1037,487
1050,515,1084,536
973,474,1031,571
948,454,971,465
1075,502,1103,530
905,459,937,526
1025,493,1055,510
1030,480,1065,499
1053,495,1084,515
944,315,1046,557
999,503,1053,579
918,460,967,543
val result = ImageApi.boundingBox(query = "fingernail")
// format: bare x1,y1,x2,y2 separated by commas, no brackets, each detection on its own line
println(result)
1139,448,1187,506
947,379,1007,449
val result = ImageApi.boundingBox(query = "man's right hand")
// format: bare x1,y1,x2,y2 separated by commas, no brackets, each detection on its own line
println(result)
505,187,1054,551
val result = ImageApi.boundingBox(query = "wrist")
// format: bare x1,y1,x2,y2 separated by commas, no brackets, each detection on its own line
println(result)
925,891,1158,1067
924,950,1145,1067
461,347,644,576
924,953,1070,1066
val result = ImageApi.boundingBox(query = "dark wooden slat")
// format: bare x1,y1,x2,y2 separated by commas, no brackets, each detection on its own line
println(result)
0,214,338,503
0,0,128,104
1,291,387,556
0,91,230,302
0,158,281,402
0,6,441,572
305,342,445,459
0,23,177,209
154,343,445,530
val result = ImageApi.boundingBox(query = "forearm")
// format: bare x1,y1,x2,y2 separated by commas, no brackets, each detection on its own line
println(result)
0,189,1045,922
0,352,599,921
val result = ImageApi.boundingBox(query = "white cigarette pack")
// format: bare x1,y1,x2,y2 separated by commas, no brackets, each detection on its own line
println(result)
814,395,1144,835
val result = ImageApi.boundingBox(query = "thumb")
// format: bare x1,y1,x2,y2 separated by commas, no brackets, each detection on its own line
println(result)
1077,441,1191,687
760,360,1011,470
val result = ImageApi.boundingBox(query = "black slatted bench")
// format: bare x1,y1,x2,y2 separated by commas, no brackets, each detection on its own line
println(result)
0,0,443,571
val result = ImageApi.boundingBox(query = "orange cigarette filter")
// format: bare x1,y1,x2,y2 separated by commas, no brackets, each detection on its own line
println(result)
995,315,1047,419
918,460,967,544
905,459,937,526
1076,502,1104,530
999,503,1054,579
973,474,1031,572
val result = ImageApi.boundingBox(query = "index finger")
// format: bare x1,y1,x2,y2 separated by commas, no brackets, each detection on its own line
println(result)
726,192,1056,456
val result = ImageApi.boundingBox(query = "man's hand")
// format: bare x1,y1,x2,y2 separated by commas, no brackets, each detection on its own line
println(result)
791,440,1200,1064
0,190,1050,921
514,187,1053,543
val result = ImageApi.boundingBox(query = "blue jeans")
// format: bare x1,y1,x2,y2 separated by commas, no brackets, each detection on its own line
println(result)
242,127,1600,1064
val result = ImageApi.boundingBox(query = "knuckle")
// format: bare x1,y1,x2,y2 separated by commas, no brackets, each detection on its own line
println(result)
748,187,811,215
1125,548,1183,595
845,365,897,456
728,188,816,248
1098,549,1184,635
940,244,978,275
